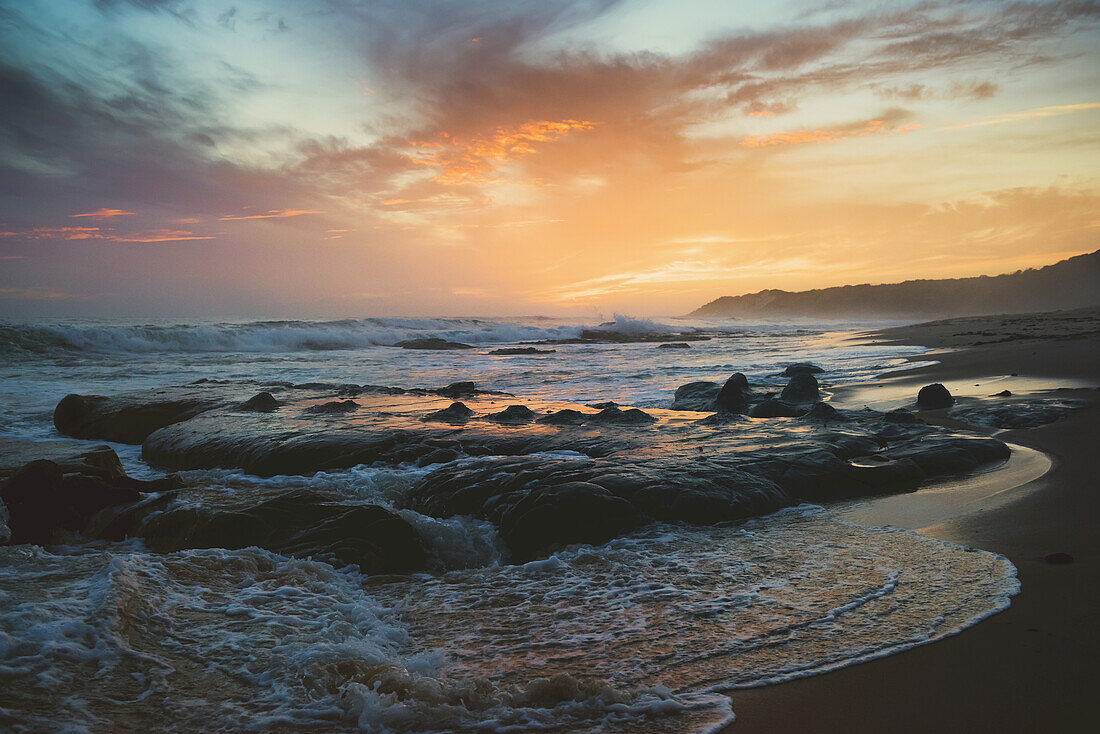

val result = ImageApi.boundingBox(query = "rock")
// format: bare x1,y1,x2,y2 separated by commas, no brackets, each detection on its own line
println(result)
670,381,721,411
54,392,220,444
129,490,427,574
305,399,360,414
1043,552,1074,564
423,402,474,422
587,401,620,410
438,381,477,397
883,409,922,424
0,456,176,546
418,448,461,466
498,482,643,560
782,363,824,376
487,405,538,424
241,392,279,412
780,373,820,403
394,338,474,350
488,347,556,355
657,342,691,349
993,389,1013,397
950,398,1086,429
916,383,954,409
588,406,657,425
801,402,846,422
536,409,590,425
715,373,752,413
749,398,807,418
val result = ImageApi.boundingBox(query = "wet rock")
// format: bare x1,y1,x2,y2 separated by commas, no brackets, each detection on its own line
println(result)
436,381,477,398
488,347,556,355
305,400,360,414
241,392,279,412
783,363,825,376
54,392,221,444
498,482,643,561
657,342,691,349
537,409,590,425
1043,552,1074,564
780,373,820,403
487,405,538,424
993,389,1013,397
883,409,922,424
587,401,620,410
0,455,177,546
950,399,1086,429
749,398,807,418
916,383,954,409
423,402,474,423
885,435,1009,476
394,338,474,350
801,402,846,422
129,490,427,574
418,448,461,466
588,406,657,425
715,373,752,413
670,381,721,411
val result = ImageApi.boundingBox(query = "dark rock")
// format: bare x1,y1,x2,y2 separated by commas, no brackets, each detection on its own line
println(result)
486,405,538,424
488,347,556,355
670,381,721,411
54,392,220,444
883,409,922,424
305,399,360,414
537,409,590,425
715,373,752,413
498,482,643,560
780,373,820,403
394,338,474,350
993,389,1013,397
0,456,176,545
801,402,846,422
950,398,1086,429
1043,552,1074,564
418,448,461,466
423,402,474,423
782,363,825,376
438,381,477,397
131,490,427,574
749,398,807,418
657,342,691,349
916,383,954,409
588,406,657,425
241,392,279,412
587,401,620,410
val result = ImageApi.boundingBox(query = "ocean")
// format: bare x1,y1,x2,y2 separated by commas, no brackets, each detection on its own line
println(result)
0,315,1020,732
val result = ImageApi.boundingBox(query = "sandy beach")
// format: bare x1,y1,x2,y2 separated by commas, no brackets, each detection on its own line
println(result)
725,308,1100,733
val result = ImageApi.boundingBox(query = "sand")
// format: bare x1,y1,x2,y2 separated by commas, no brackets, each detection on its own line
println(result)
722,308,1100,733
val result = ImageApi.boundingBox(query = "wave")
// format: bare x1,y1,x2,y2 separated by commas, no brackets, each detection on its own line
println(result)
0,315,686,355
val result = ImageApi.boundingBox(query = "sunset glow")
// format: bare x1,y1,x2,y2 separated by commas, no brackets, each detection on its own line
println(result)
0,0,1097,317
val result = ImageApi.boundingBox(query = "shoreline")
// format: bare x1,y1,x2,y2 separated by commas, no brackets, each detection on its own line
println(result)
722,308,1100,733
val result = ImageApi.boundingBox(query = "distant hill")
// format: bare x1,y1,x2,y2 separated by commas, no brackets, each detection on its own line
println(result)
690,249,1100,319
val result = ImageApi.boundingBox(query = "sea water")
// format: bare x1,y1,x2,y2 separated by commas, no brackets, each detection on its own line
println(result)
0,315,1019,732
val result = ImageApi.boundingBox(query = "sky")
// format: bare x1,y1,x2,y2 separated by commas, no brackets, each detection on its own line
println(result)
0,0,1098,319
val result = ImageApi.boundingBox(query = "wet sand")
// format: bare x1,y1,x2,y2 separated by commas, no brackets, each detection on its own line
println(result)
724,308,1100,733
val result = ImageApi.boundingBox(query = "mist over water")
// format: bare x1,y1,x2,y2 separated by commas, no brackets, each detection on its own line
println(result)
0,315,1019,732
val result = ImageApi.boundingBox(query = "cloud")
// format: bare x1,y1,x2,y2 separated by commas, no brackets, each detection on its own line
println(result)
0,287,71,300
740,114,919,148
70,208,137,219
0,225,212,242
218,209,324,221
951,102,1100,129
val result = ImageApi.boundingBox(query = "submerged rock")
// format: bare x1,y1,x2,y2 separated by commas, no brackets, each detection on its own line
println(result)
782,363,825,376
488,347,556,355
780,373,820,404
241,392,280,412
537,409,590,425
486,405,538,424
657,342,691,349
423,402,474,423
438,381,478,398
394,338,474,350
917,383,954,409
801,402,846,422
305,399,360,414
950,398,1086,429
670,381,721,411
749,399,806,418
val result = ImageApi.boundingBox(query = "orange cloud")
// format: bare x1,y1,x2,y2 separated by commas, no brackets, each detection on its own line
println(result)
70,208,136,219
0,226,211,242
410,119,598,185
0,226,103,240
219,209,323,221
741,119,919,148
110,230,215,242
